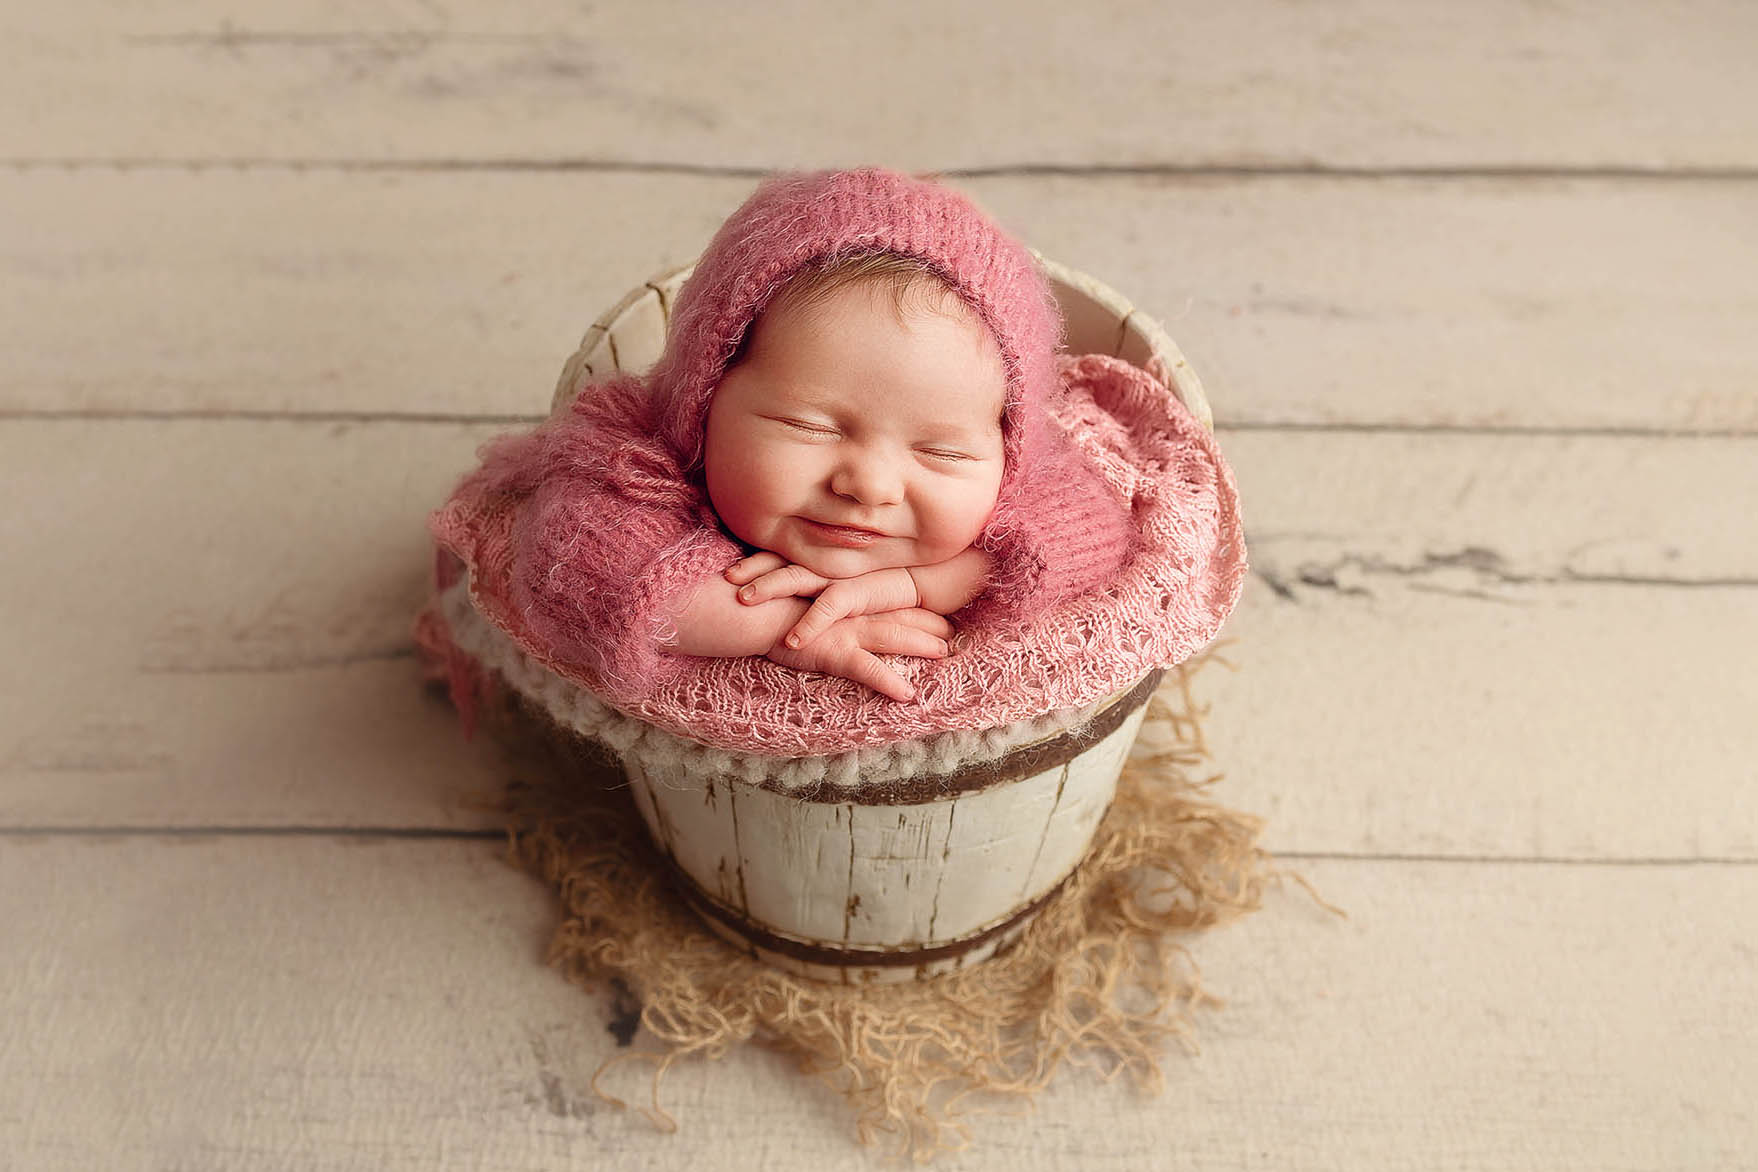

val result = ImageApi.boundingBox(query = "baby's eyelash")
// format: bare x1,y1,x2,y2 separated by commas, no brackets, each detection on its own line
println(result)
765,415,974,460
774,417,837,436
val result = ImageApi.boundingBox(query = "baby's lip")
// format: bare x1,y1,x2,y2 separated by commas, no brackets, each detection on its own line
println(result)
802,517,888,538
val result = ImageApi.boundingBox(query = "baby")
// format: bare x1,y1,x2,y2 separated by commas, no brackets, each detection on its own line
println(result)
431,167,1141,713
664,252,1009,702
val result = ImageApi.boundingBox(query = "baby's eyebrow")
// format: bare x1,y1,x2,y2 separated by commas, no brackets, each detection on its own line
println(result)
915,420,1002,446
759,383,836,411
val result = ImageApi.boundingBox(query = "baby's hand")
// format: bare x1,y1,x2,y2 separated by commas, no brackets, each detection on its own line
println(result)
763,608,952,703
725,551,829,597
726,555,921,651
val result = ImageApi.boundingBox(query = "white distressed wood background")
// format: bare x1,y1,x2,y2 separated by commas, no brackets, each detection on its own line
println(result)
3,2,1754,1168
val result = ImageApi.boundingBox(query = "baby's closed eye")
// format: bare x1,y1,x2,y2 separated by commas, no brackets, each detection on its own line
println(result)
770,416,839,437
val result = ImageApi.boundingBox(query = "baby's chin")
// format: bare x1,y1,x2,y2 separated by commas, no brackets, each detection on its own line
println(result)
781,529,982,580
788,545,905,580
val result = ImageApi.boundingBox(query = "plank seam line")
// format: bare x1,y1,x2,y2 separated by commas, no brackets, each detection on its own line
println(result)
3,410,1755,441
1273,851,1757,866
139,647,415,674
1224,422,1758,440
0,409,549,425
1,827,1751,866
0,826,506,839
7,159,1758,183
1257,552,1758,594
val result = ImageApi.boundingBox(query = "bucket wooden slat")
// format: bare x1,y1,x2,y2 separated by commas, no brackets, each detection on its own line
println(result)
644,769,746,910
1021,706,1145,898
843,801,958,947
733,793,854,945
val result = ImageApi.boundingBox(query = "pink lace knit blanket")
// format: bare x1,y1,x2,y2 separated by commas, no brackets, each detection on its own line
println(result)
433,352,1246,758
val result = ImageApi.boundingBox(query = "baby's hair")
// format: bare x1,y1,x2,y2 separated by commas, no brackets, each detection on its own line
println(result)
774,251,960,321
727,250,966,367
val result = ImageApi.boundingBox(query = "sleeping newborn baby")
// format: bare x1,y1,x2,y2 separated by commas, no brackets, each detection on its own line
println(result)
669,252,1012,701
430,167,1147,711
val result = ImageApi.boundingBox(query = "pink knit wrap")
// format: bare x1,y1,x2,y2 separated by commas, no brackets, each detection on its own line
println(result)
426,169,1247,757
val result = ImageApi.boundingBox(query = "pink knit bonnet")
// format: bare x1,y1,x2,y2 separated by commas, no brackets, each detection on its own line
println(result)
646,167,1063,499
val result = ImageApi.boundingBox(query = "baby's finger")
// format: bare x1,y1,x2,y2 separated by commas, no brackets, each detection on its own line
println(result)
784,590,852,648
724,551,786,586
891,607,955,641
739,563,831,605
862,619,950,660
843,650,916,703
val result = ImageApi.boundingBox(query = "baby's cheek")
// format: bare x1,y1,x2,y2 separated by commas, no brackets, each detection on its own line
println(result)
705,466,772,544
931,478,1003,552
707,468,749,512
962,469,1005,524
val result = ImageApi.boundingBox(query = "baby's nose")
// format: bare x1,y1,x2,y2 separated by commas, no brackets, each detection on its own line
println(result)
830,448,904,505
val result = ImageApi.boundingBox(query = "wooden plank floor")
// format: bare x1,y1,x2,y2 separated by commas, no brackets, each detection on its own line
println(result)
4,3,1754,1167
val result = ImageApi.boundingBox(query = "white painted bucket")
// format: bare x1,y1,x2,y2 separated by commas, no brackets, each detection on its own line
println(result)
621,673,1159,983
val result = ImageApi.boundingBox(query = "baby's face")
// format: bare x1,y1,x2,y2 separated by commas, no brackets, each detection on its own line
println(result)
703,279,1007,580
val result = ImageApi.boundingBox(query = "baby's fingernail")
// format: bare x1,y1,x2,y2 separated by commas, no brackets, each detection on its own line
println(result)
785,633,800,648
739,585,754,600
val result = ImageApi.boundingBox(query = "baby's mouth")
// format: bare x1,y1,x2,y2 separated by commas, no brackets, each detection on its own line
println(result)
799,517,886,546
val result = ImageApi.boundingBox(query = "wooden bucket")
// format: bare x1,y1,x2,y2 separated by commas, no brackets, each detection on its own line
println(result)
621,672,1161,983
549,253,1208,982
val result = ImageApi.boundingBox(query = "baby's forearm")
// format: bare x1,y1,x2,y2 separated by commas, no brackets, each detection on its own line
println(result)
907,548,993,615
664,572,808,658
